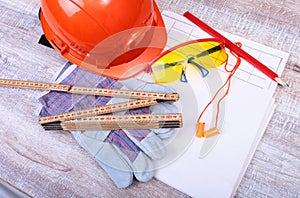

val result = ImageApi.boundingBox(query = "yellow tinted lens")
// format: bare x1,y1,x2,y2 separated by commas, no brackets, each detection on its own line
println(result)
151,41,227,83
190,41,228,68
151,51,184,83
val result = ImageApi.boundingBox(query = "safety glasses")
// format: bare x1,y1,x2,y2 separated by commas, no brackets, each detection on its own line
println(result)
147,38,229,83
145,26,242,139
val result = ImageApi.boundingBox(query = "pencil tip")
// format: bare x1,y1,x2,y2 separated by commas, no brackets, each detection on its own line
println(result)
275,77,289,87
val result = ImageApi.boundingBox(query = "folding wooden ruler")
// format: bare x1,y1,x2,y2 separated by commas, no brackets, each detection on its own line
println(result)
42,114,183,131
0,78,182,131
0,78,179,101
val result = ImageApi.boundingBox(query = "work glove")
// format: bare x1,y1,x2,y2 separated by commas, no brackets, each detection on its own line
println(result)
39,62,178,188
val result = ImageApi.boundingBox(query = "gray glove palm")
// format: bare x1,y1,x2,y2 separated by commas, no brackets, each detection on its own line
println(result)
72,78,177,188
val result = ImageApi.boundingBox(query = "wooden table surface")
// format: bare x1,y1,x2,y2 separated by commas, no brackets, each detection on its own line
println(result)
0,0,299,197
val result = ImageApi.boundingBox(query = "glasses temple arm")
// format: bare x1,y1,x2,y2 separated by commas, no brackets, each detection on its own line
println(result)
187,58,209,77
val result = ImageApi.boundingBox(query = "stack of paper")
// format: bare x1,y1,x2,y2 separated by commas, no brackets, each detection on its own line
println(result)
151,11,289,197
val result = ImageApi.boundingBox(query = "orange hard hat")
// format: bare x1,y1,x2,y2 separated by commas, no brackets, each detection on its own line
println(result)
39,0,167,79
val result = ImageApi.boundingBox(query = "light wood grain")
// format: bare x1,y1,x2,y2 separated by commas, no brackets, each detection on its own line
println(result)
0,0,299,197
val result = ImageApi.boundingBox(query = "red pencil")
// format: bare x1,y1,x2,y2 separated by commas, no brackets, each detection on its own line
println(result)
183,11,288,87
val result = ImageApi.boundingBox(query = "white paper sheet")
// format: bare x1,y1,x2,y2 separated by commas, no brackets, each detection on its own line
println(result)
152,11,289,198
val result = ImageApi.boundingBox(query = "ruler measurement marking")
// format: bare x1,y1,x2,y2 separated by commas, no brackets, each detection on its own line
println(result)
68,114,182,123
